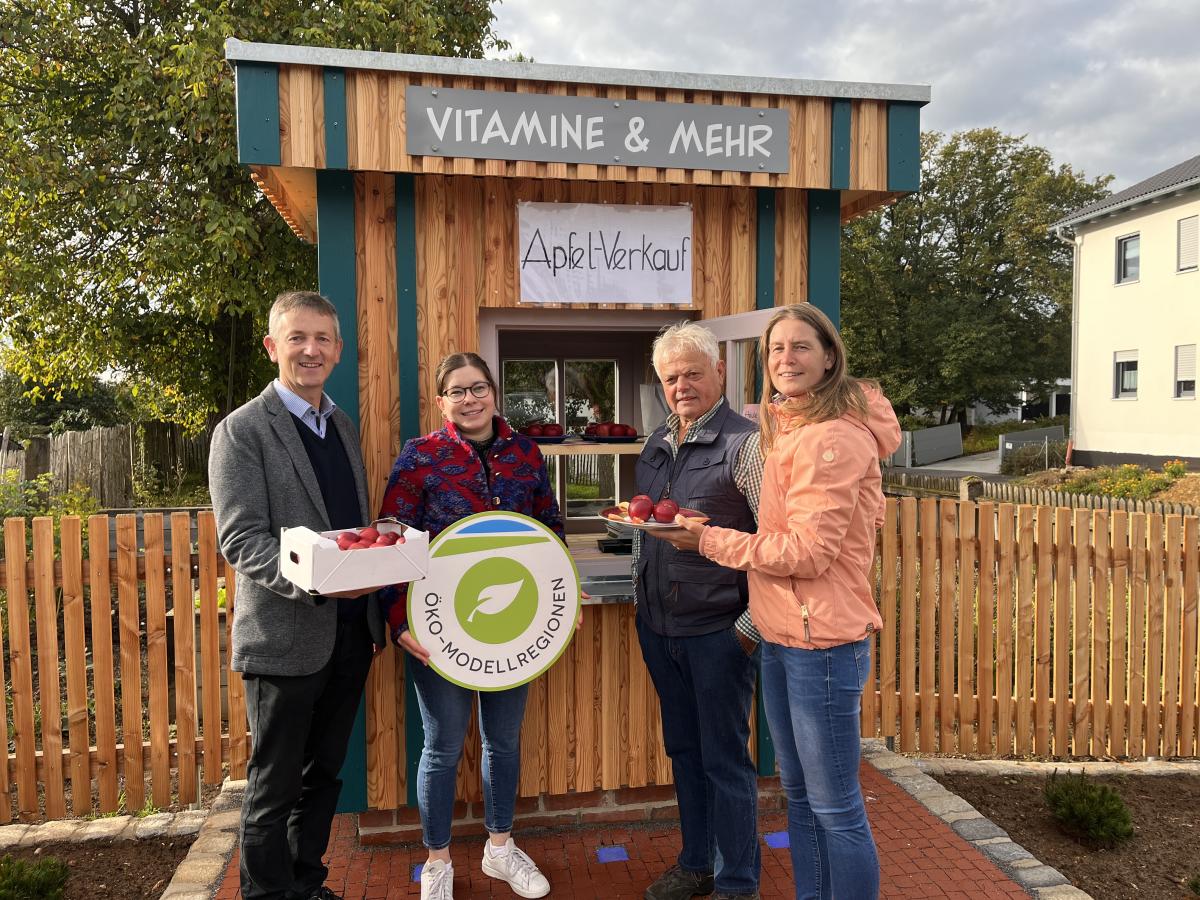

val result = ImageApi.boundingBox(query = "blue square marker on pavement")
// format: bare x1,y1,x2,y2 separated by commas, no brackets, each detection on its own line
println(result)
764,831,790,849
412,863,424,882
596,845,630,863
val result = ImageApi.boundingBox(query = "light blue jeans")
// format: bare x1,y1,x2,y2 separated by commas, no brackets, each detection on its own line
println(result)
407,657,529,849
760,638,879,900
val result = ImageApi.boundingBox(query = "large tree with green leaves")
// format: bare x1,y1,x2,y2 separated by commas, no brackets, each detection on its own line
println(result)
0,1,507,431
841,128,1110,424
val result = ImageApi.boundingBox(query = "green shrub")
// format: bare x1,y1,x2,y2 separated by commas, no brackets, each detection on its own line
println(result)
1188,872,1200,895
1000,440,1068,476
962,414,1069,455
0,853,70,899
1043,771,1133,848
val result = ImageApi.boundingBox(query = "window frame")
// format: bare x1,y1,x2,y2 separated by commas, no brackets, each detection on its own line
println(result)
1115,232,1140,284
1178,215,1198,273
1113,352,1138,400
1175,343,1197,400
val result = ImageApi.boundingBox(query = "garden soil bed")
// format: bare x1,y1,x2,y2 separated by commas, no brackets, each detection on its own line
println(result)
933,772,1200,899
0,836,193,899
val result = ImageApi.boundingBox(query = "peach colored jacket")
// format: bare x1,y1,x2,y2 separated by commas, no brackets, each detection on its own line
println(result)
698,387,901,649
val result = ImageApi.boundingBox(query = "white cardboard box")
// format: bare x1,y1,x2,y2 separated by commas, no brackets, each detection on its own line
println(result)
280,519,430,595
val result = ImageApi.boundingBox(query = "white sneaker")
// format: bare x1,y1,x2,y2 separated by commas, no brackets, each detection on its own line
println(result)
481,838,550,898
420,858,454,900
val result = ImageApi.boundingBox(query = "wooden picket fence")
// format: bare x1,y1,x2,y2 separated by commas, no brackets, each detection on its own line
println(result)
0,500,1197,823
864,498,1200,758
0,511,245,823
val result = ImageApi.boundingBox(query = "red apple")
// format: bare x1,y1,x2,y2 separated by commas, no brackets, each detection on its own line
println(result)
374,532,400,546
594,423,612,437
349,540,374,550
652,499,680,523
628,496,654,521
584,423,599,436
358,526,380,542
528,423,545,437
543,423,563,437
336,532,358,551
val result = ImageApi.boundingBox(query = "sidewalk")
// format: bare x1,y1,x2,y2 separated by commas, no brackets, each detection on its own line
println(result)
209,760,1038,899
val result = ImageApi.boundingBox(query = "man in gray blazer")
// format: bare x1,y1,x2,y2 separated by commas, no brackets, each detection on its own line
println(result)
209,290,385,900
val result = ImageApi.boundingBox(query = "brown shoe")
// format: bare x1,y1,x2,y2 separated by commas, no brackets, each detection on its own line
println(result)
644,864,715,900
712,894,761,899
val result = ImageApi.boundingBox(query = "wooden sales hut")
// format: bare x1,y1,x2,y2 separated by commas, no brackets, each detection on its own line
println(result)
225,37,928,823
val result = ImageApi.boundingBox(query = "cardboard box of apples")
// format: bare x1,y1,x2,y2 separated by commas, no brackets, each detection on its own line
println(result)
279,518,430,595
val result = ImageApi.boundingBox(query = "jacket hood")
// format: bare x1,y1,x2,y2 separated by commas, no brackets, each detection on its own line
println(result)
860,385,902,458
770,384,901,459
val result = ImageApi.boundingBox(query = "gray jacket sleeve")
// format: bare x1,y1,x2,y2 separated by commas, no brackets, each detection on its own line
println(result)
208,412,318,606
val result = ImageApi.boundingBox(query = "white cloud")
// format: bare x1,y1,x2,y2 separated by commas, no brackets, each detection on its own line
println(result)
492,0,1198,187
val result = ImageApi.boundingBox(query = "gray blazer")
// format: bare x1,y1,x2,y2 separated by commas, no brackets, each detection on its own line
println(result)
208,383,385,676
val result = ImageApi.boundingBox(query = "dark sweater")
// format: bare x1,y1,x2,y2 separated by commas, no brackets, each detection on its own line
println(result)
291,414,365,620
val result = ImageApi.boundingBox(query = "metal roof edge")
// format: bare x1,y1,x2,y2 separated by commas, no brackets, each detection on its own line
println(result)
224,38,931,104
1052,177,1200,230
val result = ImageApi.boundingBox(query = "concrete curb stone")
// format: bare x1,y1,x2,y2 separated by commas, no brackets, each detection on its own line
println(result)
861,739,1090,898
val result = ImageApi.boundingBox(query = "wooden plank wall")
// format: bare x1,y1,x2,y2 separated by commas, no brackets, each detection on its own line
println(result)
273,65,907,192
410,175,764,434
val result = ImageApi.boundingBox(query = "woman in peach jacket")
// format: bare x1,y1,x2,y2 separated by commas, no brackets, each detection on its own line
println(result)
676,304,901,900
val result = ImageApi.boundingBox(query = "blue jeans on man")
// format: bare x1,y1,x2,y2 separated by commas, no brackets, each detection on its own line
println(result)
637,616,761,896
760,637,879,900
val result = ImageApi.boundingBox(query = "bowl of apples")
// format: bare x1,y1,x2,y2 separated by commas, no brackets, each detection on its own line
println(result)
600,496,708,532
518,421,567,443
584,422,640,443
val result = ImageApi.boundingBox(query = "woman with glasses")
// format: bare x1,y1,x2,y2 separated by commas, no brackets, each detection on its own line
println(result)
378,352,561,900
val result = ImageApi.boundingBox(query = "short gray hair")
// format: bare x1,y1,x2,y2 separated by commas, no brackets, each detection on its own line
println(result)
651,321,720,376
268,290,341,342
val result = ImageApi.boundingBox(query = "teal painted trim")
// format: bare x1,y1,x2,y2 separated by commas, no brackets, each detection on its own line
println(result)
396,172,423,807
830,100,851,191
315,170,365,812
405,655,423,807
323,68,349,170
755,189,776,311
395,174,420,444
316,171,359,428
887,102,922,193
756,668,775,776
806,189,841,328
235,62,280,165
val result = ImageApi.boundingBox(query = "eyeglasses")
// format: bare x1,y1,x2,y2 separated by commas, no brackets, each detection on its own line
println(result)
442,382,492,403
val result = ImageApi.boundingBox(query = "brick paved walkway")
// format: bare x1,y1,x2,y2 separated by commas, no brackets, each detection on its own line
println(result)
215,764,1029,899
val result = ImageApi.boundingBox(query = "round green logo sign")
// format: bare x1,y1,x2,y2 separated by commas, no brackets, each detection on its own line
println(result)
407,512,581,691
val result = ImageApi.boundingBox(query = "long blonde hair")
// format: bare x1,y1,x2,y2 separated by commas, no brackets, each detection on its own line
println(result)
757,304,874,451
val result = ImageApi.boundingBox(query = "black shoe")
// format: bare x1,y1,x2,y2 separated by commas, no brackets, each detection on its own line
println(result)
712,894,761,900
644,864,715,900
302,888,343,900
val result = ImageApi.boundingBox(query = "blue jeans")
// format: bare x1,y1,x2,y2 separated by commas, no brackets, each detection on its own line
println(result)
761,638,879,900
636,616,761,895
407,656,529,849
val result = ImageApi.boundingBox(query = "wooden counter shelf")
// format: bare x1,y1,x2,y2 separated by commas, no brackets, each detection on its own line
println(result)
536,440,646,457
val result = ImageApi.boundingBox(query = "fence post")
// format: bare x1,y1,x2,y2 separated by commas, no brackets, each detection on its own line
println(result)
25,436,50,479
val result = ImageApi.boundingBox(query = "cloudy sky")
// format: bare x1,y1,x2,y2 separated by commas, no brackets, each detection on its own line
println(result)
491,0,1197,190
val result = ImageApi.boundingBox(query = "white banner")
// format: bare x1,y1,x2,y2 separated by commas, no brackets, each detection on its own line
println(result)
517,201,692,304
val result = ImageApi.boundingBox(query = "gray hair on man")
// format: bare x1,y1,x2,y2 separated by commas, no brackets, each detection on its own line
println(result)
268,290,341,342
651,321,720,376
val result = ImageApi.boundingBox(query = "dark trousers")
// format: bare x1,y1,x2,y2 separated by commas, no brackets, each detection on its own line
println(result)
636,615,762,895
239,615,374,900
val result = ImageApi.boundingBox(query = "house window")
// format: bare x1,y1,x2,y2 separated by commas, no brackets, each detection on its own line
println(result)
1177,344,1197,399
1179,216,1198,272
1116,234,1140,283
1114,351,1138,399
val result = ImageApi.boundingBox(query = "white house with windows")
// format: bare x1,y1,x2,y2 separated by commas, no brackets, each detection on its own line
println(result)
1055,154,1199,467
